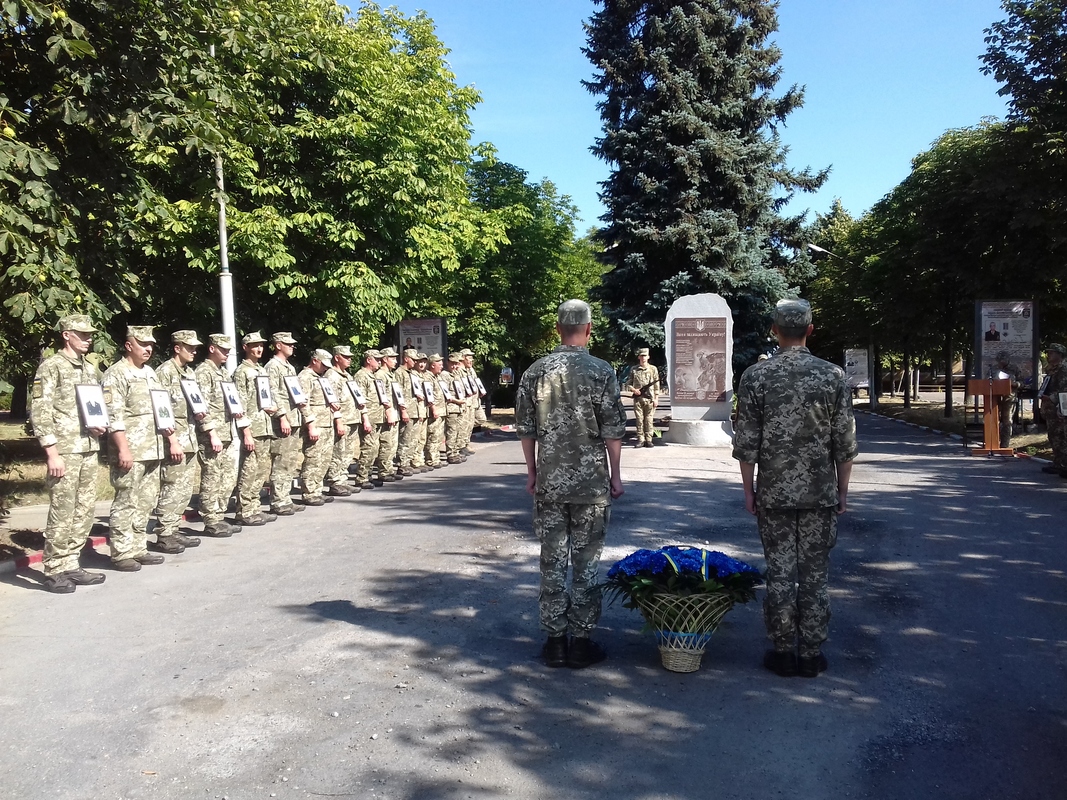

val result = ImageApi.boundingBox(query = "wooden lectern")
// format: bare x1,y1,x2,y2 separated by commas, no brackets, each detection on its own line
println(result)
967,378,1013,456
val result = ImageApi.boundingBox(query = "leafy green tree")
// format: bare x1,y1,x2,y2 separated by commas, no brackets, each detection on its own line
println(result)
583,0,825,366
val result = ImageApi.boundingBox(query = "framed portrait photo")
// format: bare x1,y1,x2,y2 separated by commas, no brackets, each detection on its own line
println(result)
255,376,274,410
475,377,487,397
150,389,176,432
318,377,340,406
374,379,389,405
284,375,308,406
346,380,367,409
391,382,407,408
422,381,436,404
411,375,425,401
180,379,208,416
75,384,110,429
221,381,245,416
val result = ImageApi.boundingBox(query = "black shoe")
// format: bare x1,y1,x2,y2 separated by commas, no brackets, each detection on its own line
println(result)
360,481,375,490
542,635,568,668
328,484,352,497
154,536,186,554
567,637,606,669
293,503,306,512
44,574,76,593
323,495,335,502
349,484,362,493
634,440,643,448
381,475,397,483
135,552,165,566
174,531,201,547
302,496,326,507
399,468,415,477
236,514,269,526
202,523,235,538
797,653,828,678
112,559,142,572
270,505,296,516
259,512,278,523
644,441,654,448
64,568,106,586
763,650,798,677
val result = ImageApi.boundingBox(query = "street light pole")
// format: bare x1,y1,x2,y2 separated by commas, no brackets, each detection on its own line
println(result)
209,42,237,373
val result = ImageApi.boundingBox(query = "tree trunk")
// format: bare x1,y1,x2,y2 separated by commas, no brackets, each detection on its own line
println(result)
944,322,954,418
903,348,912,409
9,375,28,420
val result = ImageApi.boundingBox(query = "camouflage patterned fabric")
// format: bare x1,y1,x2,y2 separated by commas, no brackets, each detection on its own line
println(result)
535,500,610,636
31,352,104,576
732,346,858,510
421,371,446,466
759,508,837,658
108,460,161,560
266,355,302,510
298,366,335,499
373,364,399,478
155,358,199,537
234,359,273,517
1041,362,1067,469
195,359,243,525
628,363,660,444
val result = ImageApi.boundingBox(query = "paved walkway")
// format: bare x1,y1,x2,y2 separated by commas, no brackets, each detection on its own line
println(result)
2,415,1065,799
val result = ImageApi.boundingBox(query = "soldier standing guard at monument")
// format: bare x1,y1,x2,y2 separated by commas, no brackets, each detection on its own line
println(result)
265,332,306,516
627,347,660,447
297,349,338,505
103,325,172,570
353,349,386,489
516,299,626,669
1039,343,1067,477
323,345,361,496
733,299,858,679
30,314,108,593
233,332,278,525
195,334,247,536
154,330,205,551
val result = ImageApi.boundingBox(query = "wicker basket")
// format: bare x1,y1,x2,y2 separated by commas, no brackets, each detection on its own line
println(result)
639,592,736,673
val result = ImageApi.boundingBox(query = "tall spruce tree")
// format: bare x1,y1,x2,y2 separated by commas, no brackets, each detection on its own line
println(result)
583,0,825,362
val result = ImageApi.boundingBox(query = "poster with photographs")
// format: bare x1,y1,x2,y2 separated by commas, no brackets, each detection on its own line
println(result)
318,377,340,406
283,375,307,406
150,389,176,432
398,317,445,362
392,382,407,408
975,300,1036,383
75,384,109,429
671,317,729,405
255,376,274,410
221,381,244,416
346,380,367,409
180,379,208,416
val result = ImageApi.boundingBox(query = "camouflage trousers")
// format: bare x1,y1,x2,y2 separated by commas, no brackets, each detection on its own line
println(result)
634,398,656,442
534,499,610,637
236,437,272,518
1046,413,1067,469
424,415,444,466
326,423,359,486
758,507,838,658
396,418,417,468
355,424,381,483
474,400,486,426
269,431,301,511
300,425,335,500
109,459,161,561
198,439,238,526
460,403,476,447
157,452,196,538
445,412,462,458
997,395,1016,449
43,451,99,576
376,421,398,477
409,418,428,467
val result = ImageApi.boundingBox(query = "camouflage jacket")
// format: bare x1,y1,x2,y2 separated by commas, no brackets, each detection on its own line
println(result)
1041,363,1067,417
325,366,360,425
354,366,386,425
102,359,165,462
155,358,198,453
265,356,303,429
234,359,274,439
195,359,245,443
395,366,425,420
297,367,331,428
627,364,660,401
421,372,445,419
31,351,103,454
733,346,858,510
515,345,626,503
373,365,401,420
443,368,467,415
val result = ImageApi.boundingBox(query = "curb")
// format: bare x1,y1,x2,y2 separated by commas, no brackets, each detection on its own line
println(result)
0,534,110,577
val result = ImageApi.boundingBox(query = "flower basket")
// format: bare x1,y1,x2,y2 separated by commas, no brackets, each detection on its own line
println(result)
604,547,762,673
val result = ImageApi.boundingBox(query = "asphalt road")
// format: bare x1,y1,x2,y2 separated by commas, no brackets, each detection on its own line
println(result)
1,414,1065,799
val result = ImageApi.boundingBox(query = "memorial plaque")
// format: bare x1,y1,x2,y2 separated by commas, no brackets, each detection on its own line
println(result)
671,317,728,405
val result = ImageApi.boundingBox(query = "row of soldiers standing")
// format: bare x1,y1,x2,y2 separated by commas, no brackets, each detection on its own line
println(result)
30,314,488,594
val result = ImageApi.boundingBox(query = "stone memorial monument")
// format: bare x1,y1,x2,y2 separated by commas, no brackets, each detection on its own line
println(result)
663,293,734,446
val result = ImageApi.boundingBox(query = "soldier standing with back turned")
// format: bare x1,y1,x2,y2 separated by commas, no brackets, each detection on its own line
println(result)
30,314,108,593
627,347,660,447
733,299,858,679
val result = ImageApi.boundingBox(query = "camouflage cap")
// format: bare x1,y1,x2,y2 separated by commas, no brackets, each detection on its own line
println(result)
402,347,419,359
773,299,812,328
271,331,297,344
448,352,463,362
126,325,156,343
57,314,97,334
428,353,443,363
1045,343,1067,356
557,299,591,325
332,345,352,357
379,346,399,358
636,347,650,357
459,348,474,356
416,352,428,360
363,348,382,361
242,331,267,346
171,330,203,346
208,333,233,350
311,348,333,363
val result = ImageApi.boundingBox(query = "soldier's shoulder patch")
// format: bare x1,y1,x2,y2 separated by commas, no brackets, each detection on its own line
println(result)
102,386,113,405
32,379,43,399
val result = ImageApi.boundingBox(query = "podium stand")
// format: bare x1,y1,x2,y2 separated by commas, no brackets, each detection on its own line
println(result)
967,378,1013,456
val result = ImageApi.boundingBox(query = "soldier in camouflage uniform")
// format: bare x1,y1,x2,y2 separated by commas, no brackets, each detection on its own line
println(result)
422,354,447,468
461,348,486,454
374,346,405,482
195,334,248,536
30,314,108,593
1039,343,1067,476
992,350,1022,449
627,347,660,447
323,344,360,496
516,299,626,669
394,348,421,476
409,352,431,471
733,299,858,679
266,332,306,516
154,330,206,552
353,349,386,489
103,326,172,570
443,353,468,464
233,332,279,525
297,349,338,505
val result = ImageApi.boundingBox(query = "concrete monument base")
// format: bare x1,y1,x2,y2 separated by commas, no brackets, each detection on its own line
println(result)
662,419,734,447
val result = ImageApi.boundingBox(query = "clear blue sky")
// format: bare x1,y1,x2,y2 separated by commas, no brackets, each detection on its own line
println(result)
387,0,1010,230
